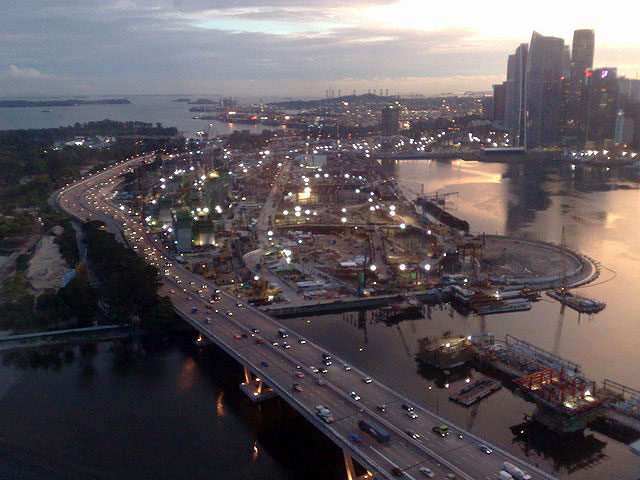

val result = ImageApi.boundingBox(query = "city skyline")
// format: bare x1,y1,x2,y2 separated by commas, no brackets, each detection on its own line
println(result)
1,0,640,97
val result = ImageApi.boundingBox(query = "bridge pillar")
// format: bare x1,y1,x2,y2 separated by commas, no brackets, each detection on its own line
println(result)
240,367,276,404
343,451,373,480
343,451,356,480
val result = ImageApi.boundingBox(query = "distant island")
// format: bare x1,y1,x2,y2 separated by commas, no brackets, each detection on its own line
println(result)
173,98,190,102
0,98,131,108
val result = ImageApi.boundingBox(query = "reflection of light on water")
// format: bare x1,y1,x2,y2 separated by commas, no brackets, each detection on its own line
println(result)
252,441,259,461
604,212,623,229
216,392,224,417
178,358,197,393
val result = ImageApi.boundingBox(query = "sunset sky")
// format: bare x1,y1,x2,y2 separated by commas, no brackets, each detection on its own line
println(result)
2,0,639,97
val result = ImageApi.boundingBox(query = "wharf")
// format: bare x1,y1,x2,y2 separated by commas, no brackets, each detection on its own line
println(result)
263,288,450,318
546,289,606,313
449,377,502,406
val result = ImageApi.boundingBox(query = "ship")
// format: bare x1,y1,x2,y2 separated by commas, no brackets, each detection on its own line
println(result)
417,336,475,369
546,289,606,313
379,296,422,323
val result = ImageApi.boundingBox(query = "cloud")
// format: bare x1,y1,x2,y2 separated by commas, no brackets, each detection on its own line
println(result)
4,65,56,80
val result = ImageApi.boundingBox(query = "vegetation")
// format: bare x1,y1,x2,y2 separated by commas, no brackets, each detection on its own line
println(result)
54,219,80,268
82,221,174,327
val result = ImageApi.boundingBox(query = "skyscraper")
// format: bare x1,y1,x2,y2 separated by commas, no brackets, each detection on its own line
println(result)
492,82,506,124
566,29,595,146
571,29,595,79
586,68,619,145
504,43,528,146
525,31,565,148
380,105,400,136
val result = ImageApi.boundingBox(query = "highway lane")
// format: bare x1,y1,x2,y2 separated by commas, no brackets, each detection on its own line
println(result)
56,153,556,480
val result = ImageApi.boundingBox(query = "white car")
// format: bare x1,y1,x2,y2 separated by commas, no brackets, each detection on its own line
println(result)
419,467,435,478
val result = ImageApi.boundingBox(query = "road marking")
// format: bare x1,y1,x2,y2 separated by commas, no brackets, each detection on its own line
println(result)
370,446,417,480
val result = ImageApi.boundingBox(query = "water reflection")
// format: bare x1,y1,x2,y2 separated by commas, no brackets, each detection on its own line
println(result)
510,420,607,474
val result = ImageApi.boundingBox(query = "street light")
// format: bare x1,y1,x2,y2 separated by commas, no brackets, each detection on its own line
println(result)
399,264,406,271
369,264,377,272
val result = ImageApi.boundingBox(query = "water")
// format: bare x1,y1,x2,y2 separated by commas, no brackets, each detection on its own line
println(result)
0,95,281,138
0,335,344,480
279,159,640,479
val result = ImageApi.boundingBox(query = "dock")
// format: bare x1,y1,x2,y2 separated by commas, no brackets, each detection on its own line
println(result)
449,377,502,406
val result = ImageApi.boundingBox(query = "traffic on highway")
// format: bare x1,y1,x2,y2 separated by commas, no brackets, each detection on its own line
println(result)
56,152,553,480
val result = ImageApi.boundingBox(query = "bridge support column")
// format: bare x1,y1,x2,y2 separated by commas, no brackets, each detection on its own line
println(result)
343,451,356,480
239,366,277,404
342,451,372,480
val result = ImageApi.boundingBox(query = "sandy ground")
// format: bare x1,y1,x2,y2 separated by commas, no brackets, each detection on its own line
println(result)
27,228,69,294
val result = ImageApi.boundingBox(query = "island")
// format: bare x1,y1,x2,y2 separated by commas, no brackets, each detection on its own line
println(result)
0,98,132,108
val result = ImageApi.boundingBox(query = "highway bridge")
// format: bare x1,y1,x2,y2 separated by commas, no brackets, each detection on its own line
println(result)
55,153,557,480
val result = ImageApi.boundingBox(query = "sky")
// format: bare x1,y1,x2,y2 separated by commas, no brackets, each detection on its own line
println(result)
1,0,639,98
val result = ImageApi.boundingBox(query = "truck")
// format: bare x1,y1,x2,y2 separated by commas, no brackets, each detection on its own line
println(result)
502,462,531,480
358,419,391,443
498,472,514,480
315,405,334,423
278,328,288,338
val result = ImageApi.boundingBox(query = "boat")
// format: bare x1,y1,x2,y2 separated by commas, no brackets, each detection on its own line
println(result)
380,296,422,323
417,336,475,369
546,289,606,313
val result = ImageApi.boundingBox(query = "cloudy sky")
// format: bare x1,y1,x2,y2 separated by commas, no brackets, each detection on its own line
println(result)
1,0,639,97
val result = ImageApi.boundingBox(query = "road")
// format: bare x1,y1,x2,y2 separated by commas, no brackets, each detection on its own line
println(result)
55,153,556,480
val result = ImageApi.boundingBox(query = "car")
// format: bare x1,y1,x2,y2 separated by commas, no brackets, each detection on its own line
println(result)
419,467,434,478
349,391,360,401
405,430,421,440
292,383,303,392
260,361,269,367
316,379,326,386
234,334,242,339
376,404,387,413
296,372,305,379
271,341,279,346
256,339,265,344
251,328,260,334
323,359,332,366
197,289,203,294
478,444,493,454
241,333,248,338
190,281,195,285
310,366,319,373
282,342,291,349
446,475,456,480
362,377,373,384
391,467,404,477
298,338,307,344
214,309,219,314
205,317,212,324
322,353,332,360
227,311,233,316
343,364,351,371
186,296,192,301
406,411,418,419
169,289,175,294
236,302,243,307
401,403,414,411
349,433,362,444
432,425,448,437
214,289,221,294
319,368,328,374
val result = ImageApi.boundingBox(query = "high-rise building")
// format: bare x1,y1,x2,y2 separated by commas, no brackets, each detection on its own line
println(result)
614,109,635,146
564,29,595,146
504,43,528,146
571,29,595,79
619,77,640,103
492,82,507,124
380,105,400,136
586,67,619,144
525,31,565,148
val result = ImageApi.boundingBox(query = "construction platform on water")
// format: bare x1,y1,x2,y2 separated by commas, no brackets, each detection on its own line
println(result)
448,377,502,406
546,289,606,314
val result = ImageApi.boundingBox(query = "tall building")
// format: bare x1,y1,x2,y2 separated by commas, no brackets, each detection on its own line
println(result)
525,31,565,148
565,29,595,146
492,82,507,124
619,77,640,103
380,105,400,136
586,67,619,144
504,43,528,146
571,29,595,79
